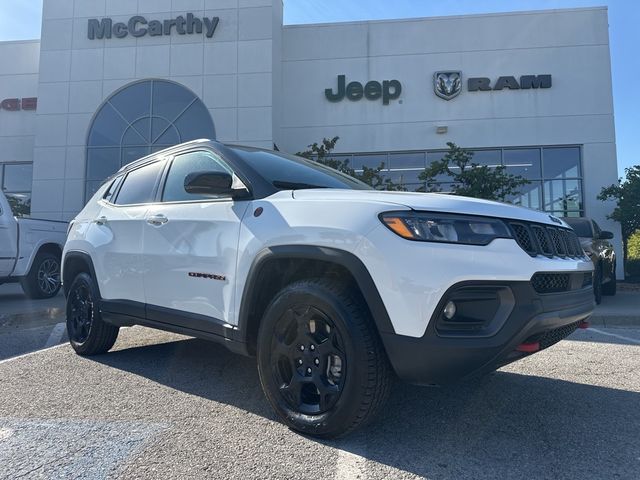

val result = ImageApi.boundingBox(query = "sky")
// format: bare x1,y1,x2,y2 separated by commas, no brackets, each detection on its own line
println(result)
1,0,638,175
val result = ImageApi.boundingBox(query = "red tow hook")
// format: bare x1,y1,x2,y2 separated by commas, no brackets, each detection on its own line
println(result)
516,342,540,353
578,320,590,329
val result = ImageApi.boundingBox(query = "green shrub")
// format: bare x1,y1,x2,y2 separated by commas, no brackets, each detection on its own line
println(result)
628,230,640,260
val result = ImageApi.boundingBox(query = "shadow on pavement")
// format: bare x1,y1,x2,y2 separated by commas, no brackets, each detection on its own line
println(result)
94,337,640,479
94,338,276,419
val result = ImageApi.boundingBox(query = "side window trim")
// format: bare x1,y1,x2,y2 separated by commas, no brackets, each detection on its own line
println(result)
152,158,171,203
103,175,125,205
112,176,124,201
156,155,175,203
113,172,131,206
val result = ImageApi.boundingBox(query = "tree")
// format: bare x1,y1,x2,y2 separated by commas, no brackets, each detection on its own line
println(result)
296,137,405,191
628,230,640,260
598,165,640,266
627,229,640,279
6,194,30,217
419,142,529,202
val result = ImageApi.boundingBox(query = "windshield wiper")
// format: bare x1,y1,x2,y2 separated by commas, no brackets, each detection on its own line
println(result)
272,181,329,190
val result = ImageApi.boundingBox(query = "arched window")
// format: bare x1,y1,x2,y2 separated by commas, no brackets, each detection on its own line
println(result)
85,79,215,199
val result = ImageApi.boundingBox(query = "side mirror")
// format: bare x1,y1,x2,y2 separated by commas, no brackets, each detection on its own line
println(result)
184,171,233,196
599,231,614,240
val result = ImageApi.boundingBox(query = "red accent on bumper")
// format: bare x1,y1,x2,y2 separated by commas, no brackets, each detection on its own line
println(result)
578,321,590,329
516,342,540,353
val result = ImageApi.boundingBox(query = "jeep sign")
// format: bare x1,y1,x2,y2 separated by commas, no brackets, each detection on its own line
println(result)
88,14,219,39
325,75,402,105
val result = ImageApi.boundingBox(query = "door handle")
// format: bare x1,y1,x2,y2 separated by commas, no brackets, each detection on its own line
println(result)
147,214,169,226
93,216,108,225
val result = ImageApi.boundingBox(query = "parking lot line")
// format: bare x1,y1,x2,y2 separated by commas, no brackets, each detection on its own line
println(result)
589,327,640,345
0,343,67,366
44,322,66,348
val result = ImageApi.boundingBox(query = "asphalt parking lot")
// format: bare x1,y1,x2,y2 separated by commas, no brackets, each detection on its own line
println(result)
1,322,639,479
0,285,66,362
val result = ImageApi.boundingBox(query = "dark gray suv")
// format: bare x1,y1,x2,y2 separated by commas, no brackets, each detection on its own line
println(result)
563,217,616,304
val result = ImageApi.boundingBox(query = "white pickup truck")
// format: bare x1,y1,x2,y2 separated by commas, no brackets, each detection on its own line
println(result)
0,190,67,298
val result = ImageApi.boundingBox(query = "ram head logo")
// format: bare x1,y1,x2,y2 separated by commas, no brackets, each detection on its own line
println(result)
434,71,462,100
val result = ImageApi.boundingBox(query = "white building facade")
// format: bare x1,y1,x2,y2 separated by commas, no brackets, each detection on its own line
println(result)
0,2,622,270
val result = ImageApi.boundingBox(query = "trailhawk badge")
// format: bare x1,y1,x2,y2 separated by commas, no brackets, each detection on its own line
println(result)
434,71,462,100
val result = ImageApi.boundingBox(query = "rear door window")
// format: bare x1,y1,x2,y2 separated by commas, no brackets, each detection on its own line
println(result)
115,161,164,205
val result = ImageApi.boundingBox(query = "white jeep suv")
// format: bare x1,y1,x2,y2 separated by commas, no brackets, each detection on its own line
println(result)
63,139,594,438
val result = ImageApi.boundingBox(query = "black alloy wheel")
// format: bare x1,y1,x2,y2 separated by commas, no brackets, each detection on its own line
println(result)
594,268,603,305
602,264,617,296
257,278,392,438
68,281,94,344
270,305,346,415
66,272,119,355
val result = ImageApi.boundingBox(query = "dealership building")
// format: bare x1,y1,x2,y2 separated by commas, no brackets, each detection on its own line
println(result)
0,2,622,269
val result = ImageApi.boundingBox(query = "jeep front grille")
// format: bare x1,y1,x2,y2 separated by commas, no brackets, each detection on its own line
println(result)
531,272,593,294
531,226,553,256
531,273,570,293
508,221,586,259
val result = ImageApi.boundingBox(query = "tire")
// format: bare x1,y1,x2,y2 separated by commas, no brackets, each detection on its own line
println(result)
257,278,392,439
66,272,119,355
20,251,62,299
602,264,617,296
593,268,603,305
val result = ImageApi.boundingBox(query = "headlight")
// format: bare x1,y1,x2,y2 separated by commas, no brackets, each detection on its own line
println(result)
379,211,512,245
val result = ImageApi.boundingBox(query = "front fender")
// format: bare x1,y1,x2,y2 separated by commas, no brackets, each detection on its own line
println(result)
236,245,395,346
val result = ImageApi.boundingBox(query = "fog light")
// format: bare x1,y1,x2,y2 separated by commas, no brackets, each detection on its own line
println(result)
443,301,457,320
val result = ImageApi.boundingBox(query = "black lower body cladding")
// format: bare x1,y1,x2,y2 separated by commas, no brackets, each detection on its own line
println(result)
381,281,595,385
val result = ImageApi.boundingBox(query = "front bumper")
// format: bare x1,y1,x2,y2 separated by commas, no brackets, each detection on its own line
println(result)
380,281,594,385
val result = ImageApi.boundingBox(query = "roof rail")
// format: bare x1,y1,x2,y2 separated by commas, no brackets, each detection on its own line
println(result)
116,138,214,173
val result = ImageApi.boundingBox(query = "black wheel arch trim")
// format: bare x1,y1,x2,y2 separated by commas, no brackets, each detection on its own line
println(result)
237,245,396,345
63,250,101,298
63,246,395,357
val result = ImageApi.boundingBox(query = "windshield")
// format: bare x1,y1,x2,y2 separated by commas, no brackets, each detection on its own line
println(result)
229,147,372,191
562,218,593,237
